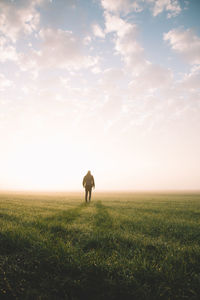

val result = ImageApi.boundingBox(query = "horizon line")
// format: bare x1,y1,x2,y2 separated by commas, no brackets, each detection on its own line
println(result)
0,189,200,194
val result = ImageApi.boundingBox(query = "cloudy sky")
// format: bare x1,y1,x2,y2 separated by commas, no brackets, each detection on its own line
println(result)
0,0,200,191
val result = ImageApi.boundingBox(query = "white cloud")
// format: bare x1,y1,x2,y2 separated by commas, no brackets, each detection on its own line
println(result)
101,0,143,14
180,66,200,91
0,73,13,91
83,35,92,45
105,13,147,73
20,28,98,71
104,12,174,97
101,0,181,17
91,66,102,74
147,0,181,18
92,24,105,38
164,28,200,65
0,35,18,62
129,63,173,95
0,0,42,42
98,67,124,91
105,12,135,35
0,44,18,63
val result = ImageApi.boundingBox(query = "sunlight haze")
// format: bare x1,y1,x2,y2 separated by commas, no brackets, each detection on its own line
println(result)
0,0,200,191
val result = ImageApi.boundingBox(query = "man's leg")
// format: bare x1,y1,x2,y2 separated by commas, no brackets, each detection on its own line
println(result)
89,187,92,202
85,188,88,203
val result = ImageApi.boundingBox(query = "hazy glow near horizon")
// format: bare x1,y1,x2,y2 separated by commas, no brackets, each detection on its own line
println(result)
0,0,200,191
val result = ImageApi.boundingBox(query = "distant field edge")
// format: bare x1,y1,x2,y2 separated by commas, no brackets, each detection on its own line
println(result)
0,189,200,195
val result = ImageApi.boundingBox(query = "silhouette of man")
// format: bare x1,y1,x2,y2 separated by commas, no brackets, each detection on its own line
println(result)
83,170,95,203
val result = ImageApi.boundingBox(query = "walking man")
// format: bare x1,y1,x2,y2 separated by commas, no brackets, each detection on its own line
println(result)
83,170,95,203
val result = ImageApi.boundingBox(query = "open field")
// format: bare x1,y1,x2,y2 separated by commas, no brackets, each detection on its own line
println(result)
0,192,200,299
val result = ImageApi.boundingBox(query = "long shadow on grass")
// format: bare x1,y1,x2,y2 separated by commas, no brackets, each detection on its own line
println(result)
93,201,113,231
82,202,165,257
38,203,88,241
0,204,87,255
0,204,85,227
43,203,86,224
82,201,116,253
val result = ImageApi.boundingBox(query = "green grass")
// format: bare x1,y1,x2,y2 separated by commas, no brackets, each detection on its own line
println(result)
0,192,200,299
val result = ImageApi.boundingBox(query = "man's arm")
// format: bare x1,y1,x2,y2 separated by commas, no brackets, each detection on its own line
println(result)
82,176,85,187
92,176,95,188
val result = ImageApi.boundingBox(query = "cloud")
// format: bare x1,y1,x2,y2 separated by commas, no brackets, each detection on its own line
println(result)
104,12,174,98
164,28,200,65
0,0,42,42
129,63,173,95
98,67,125,92
83,35,92,45
0,36,18,62
101,0,143,14
92,24,105,38
0,73,13,91
20,28,99,71
105,12,147,73
101,0,181,17
147,0,181,18
180,66,200,91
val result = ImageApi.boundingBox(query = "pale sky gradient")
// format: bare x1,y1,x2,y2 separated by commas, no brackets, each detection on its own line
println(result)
0,0,200,191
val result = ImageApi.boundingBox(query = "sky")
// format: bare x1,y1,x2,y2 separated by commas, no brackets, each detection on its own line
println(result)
0,0,200,191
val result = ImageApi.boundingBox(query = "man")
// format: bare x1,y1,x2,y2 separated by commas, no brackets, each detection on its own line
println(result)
82,170,95,203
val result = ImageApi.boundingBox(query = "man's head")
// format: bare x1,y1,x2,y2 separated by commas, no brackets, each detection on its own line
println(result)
87,170,91,175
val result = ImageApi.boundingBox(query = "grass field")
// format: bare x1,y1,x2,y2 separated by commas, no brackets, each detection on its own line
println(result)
0,191,200,300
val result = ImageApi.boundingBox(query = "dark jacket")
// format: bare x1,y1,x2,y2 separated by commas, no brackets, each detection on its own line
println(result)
83,174,95,188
